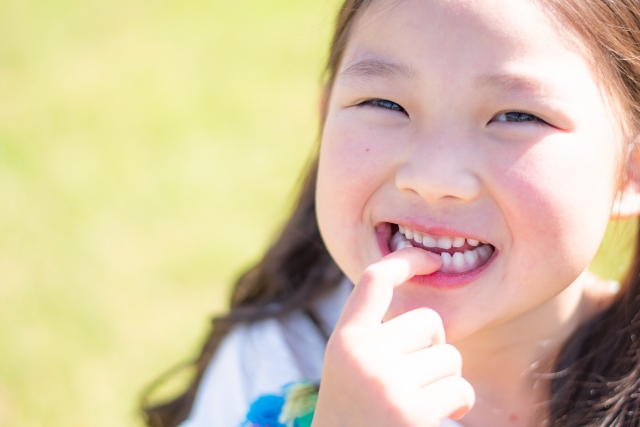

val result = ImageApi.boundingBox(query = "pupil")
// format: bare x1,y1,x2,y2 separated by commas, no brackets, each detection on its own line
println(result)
374,100,401,111
506,112,534,122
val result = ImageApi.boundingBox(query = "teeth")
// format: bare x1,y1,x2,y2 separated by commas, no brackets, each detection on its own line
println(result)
396,240,413,250
464,249,478,265
394,226,494,273
441,252,452,267
398,226,484,250
476,245,492,260
452,252,465,268
390,228,495,274
423,235,437,247
390,232,405,250
436,237,452,249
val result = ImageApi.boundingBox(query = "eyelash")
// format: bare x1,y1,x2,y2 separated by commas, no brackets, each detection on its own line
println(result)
357,100,545,126
493,111,544,124
358,98,407,113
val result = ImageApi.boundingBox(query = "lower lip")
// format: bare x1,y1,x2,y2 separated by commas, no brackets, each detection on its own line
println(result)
375,225,496,289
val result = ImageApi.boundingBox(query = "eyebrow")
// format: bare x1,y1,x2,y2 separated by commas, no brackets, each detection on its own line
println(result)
339,58,417,81
475,74,552,95
339,60,554,99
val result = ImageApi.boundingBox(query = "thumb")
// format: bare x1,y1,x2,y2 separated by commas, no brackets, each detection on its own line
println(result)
339,248,442,328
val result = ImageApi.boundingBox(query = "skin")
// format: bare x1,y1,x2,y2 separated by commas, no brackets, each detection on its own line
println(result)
313,0,640,426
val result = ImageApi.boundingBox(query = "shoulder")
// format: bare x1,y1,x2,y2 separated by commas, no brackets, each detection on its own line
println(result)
179,278,353,427
179,318,305,427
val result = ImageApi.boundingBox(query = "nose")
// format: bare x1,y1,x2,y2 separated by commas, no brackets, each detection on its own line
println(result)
394,132,482,204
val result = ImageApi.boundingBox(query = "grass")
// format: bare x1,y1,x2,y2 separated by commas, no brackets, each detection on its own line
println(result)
0,0,637,426
0,0,340,425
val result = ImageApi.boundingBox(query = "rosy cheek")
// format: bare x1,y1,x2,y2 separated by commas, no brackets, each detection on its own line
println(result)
319,129,368,216
493,139,614,272
320,115,398,208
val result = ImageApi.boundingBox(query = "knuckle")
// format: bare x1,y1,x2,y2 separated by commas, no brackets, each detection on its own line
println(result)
360,266,378,284
426,309,444,329
448,376,476,405
441,344,462,366
458,378,476,406
416,309,445,342
414,308,443,328
327,327,377,370
447,378,476,420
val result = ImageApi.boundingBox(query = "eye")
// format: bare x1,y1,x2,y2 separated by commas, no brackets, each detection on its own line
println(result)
358,98,407,113
493,111,544,124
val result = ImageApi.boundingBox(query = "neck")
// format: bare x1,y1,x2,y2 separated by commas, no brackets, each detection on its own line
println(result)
454,271,615,427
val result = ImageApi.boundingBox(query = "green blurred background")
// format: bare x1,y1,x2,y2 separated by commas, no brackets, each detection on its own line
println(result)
0,0,635,426
0,0,341,425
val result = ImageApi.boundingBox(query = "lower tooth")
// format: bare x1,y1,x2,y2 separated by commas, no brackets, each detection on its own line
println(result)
397,240,413,249
441,252,452,267
391,231,493,272
476,245,491,260
464,249,478,266
390,232,405,250
391,231,414,251
452,252,465,268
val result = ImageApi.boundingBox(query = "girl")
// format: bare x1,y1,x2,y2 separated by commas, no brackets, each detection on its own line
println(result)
144,0,640,426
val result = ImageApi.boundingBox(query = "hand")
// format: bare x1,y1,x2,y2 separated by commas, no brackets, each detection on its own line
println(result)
312,248,475,427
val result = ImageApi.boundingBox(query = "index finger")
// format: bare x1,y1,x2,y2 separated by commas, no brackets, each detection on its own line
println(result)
339,248,442,328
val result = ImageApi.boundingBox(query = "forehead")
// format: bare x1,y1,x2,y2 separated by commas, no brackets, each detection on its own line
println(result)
349,0,574,54
340,0,593,92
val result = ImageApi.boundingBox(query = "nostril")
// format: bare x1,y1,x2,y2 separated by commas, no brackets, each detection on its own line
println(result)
394,162,482,203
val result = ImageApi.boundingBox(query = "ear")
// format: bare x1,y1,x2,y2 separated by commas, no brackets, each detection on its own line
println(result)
612,145,640,219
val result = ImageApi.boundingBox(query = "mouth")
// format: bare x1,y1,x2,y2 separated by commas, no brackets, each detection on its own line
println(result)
382,223,496,274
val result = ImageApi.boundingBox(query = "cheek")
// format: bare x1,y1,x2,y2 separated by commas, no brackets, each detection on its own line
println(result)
316,114,394,277
320,111,402,178
316,112,401,225
493,136,616,274
317,118,374,225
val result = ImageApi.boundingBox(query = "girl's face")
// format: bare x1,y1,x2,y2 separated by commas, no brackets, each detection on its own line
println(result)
316,0,623,341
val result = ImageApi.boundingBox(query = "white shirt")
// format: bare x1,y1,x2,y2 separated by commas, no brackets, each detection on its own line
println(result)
179,279,462,427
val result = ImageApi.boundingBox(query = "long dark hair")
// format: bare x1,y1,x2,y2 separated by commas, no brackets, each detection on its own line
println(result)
143,0,640,426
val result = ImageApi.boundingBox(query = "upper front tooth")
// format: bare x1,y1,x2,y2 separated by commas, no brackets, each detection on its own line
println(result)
398,225,406,234
467,239,480,246
412,233,423,244
423,235,437,247
405,229,414,239
452,237,465,248
437,237,452,249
